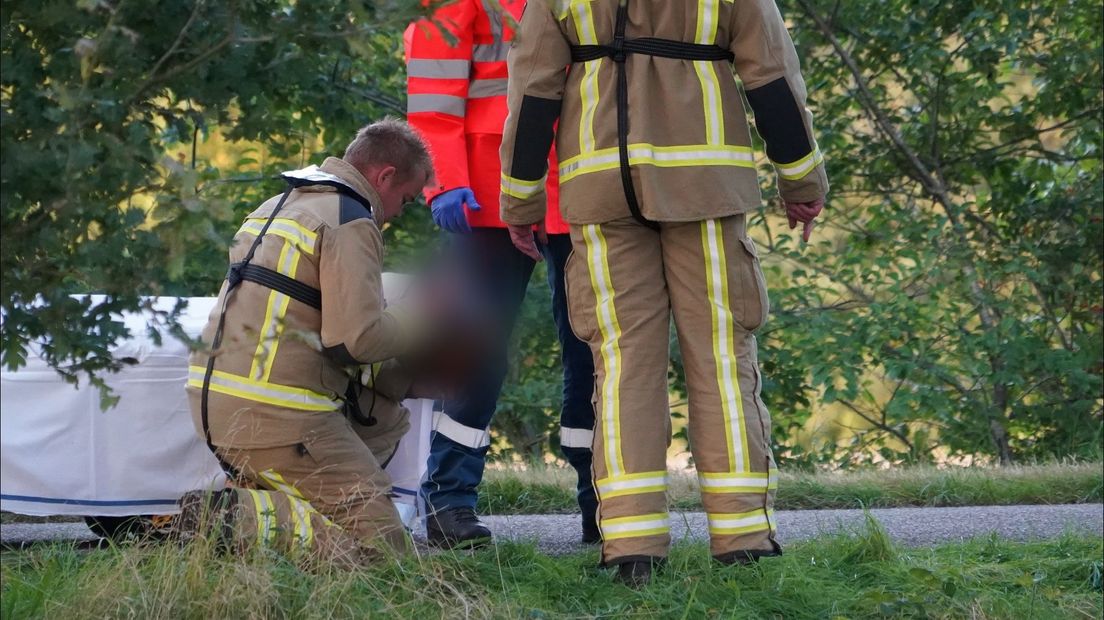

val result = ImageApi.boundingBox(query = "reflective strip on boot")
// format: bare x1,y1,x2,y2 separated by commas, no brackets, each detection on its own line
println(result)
600,513,670,541
432,411,491,449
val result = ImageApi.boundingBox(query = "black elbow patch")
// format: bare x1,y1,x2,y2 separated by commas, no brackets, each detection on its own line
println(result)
510,95,562,180
744,77,813,164
323,343,361,366
339,194,373,225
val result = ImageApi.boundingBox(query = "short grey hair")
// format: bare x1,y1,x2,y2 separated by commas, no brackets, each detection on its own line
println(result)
343,117,433,182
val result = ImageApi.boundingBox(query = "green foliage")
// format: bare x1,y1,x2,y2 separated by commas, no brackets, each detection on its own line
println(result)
748,0,1104,465
1,0,418,393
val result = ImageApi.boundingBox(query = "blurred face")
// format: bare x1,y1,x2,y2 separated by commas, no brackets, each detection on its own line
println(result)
369,164,431,222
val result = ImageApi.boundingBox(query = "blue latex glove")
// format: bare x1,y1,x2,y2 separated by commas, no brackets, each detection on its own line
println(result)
431,187,481,233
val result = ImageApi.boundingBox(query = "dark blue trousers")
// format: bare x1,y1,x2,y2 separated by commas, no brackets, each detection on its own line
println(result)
421,229,595,514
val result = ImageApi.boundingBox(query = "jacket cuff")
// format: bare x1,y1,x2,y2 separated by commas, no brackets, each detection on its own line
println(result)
777,164,829,204
500,198,547,227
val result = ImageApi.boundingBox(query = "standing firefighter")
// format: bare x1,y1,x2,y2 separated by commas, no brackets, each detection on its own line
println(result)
500,0,828,585
180,119,435,565
404,0,599,548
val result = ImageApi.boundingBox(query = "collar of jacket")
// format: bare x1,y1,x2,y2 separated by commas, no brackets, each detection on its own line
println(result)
282,157,385,222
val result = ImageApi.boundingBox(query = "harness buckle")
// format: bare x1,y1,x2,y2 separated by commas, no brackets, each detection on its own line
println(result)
226,264,243,289
612,35,626,63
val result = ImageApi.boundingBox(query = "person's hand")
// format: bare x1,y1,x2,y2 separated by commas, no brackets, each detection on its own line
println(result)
431,187,481,233
784,198,824,243
507,221,547,262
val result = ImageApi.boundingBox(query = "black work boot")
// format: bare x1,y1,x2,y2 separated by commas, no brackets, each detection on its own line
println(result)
612,556,664,588
172,488,238,550
426,506,492,549
564,445,599,544
580,495,600,544
714,540,783,566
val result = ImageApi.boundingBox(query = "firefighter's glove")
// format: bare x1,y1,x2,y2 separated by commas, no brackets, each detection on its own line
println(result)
431,187,481,233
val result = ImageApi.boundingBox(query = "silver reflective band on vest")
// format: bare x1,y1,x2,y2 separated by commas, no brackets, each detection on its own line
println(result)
481,0,503,42
468,78,509,99
406,58,472,79
473,43,509,63
432,411,491,449
407,94,467,116
559,426,594,449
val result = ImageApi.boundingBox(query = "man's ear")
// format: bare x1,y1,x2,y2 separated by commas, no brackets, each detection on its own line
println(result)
376,165,398,187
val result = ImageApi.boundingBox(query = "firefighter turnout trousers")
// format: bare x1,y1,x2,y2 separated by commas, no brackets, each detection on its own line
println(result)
179,391,411,565
566,214,779,564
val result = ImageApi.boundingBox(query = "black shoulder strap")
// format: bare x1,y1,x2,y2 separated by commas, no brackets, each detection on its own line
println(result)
200,183,296,469
568,0,734,230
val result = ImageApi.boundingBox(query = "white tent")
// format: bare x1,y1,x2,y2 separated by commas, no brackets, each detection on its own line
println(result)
1,283,431,527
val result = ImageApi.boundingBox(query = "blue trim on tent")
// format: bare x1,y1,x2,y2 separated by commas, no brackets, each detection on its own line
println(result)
0,494,177,507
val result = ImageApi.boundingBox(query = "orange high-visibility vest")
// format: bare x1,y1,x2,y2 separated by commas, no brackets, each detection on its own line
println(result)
404,0,567,233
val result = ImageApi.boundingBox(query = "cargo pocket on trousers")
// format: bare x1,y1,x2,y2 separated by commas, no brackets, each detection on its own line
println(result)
736,236,770,333
564,249,598,344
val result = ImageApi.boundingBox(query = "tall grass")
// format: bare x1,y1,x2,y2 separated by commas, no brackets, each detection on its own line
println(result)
477,461,1104,514
2,519,1100,619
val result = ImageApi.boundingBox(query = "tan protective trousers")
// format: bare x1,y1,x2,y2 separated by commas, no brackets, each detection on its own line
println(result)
566,214,779,565
181,392,411,566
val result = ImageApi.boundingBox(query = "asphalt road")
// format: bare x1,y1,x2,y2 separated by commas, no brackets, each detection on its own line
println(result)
2,504,1101,554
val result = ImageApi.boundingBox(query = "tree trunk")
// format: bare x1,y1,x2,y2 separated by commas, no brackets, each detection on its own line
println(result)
990,382,1014,465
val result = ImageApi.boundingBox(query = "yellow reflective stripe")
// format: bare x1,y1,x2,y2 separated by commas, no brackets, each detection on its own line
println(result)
774,146,824,180
583,224,624,477
239,218,318,253
258,469,306,500
600,513,670,540
694,62,724,145
707,509,773,536
571,1,600,154
187,366,341,412
249,241,301,382
247,489,276,545
694,0,724,145
695,0,720,44
554,0,571,20
578,59,601,154
702,220,749,473
560,144,755,182
500,173,546,199
596,471,668,498
699,469,778,493
570,0,598,44
287,496,313,548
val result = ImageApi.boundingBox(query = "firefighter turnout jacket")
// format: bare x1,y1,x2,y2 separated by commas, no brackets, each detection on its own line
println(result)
186,158,420,449
404,0,569,233
499,0,829,226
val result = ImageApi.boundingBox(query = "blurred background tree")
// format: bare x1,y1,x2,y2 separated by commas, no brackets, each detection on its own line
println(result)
2,0,1100,465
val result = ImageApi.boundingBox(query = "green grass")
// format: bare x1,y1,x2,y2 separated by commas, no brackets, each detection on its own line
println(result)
2,517,1100,619
477,462,1104,514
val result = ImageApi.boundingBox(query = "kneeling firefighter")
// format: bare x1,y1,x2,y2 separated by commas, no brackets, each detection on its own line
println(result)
180,118,441,565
